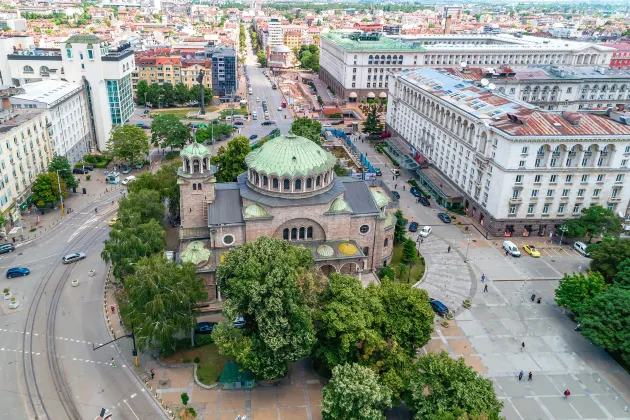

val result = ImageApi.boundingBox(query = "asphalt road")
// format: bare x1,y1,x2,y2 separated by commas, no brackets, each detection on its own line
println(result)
0,187,164,419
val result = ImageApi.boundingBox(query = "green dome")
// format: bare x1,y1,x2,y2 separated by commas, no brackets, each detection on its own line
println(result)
181,142,211,159
245,133,336,178
316,245,334,257
370,189,390,209
329,198,352,213
244,203,268,219
384,211,394,228
180,241,211,266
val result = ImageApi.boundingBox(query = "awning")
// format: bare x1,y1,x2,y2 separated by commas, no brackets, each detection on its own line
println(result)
349,92,358,98
367,92,375,98
379,92,387,98
19,202,27,212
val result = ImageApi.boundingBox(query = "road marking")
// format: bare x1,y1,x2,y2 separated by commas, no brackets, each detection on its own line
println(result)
123,399,140,420
68,215,101,242
130,393,137,399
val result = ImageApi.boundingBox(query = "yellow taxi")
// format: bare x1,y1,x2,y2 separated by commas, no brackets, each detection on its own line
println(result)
522,244,540,258
108,217,119,227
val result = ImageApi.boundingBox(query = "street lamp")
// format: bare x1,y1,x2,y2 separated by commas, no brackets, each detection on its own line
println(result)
558,225,569,246
465,236,471,262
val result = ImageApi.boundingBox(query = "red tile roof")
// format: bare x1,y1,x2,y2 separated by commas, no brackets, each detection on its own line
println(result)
491,110,630,136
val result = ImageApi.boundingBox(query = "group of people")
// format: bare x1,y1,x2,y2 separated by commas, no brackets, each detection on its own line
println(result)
531,294,542,304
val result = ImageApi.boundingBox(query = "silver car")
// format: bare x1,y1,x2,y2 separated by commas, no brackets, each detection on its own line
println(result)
62,252,86,264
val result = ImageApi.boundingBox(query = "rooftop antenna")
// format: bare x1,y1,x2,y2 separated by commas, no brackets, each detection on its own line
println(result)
488,83,497,91
480,78,490,87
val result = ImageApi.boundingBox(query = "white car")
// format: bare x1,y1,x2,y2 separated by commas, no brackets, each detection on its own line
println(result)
391,168,400,176
322,123,332,127
277,106,282,111
256,97,260,102
418,226,432,237
121,175,136,185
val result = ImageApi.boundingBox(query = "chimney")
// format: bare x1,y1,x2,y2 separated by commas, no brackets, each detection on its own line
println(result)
444,16,452,34
1,97,10,111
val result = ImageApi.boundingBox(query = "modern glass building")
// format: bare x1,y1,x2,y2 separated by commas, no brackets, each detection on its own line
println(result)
106,74,133,124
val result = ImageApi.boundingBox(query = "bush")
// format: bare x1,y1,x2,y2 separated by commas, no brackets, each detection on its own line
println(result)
86,174,91,181
187,408,197,417
328,113,342,119
193,356,201,364
165,151,180,160
182,358,191,363
29,228,36,232
378,266,395,281
159,337,189,357
194,334,214,347
450,206,467,216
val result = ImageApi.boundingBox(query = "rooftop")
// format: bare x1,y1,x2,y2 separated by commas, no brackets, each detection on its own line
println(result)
322,31,426,52
443,65,630,82
65,34,103,44
0,109,45,134
12,80,82,106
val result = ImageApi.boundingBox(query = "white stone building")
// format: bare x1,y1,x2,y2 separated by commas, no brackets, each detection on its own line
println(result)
10,81,93,166
385,68,630,237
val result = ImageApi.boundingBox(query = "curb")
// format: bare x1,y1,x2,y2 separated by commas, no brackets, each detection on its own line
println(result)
154,355,220,390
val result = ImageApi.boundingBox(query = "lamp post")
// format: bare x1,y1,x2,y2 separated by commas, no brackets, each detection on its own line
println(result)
144,92,147,110
558,225,568,246
465,236,471,262
56,170,65,216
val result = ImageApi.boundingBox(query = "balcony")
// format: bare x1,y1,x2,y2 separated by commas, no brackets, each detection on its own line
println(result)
608,197,622,203
509,197,522,204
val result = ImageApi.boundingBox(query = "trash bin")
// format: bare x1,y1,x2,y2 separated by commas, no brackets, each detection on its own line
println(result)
82,188,86,194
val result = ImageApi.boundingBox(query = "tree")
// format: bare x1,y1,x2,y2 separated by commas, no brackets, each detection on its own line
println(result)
404,352,503,418
554,271,609,317
395,263,408,281
426,409,503,420
402,238,417,263
393,210,406,243
118,189,164,225
589,238,630,282
161,82,175,106
363,106,382,135
295,269,328,312
322,363,392,420
31,172,67,207
188,84,213,103
101,219,166,278
125,255,206,352
290,117,322,145
561,205,622,242
612,259,630,289
174,83,190,105
146,82,164,108
211,136,251,182
150,113,190,149
558,219,586,239
47,155,78,189
213,237,315,379
107,125,149,164
256,50,267,67
195,124,234,144
580,286,630,364
125,162,180,219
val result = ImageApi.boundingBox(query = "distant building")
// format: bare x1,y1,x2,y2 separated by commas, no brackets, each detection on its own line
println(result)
283,31,303,51
383,25,401,36
204,45,237,97
268,45,293,69
602,43,630,69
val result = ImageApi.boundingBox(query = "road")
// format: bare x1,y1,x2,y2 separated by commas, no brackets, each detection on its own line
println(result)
0,183,164,419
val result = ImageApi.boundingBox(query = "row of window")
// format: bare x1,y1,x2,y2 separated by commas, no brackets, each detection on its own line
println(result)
512,186,621,200
250,170,330,191
515,173,624,184
283,226,314,241
509,202,617,216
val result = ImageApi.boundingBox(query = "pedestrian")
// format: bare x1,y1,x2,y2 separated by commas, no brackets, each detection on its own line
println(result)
521,342,525,352
111,358,117,368
481,274,486,282
531,293,536,302
537,297,542,304
393,176,395,181
150,368,155,380
483,284,488,292
417,197,420,203
563,389,570,400
505,249,509,256
528,372,533,381
394,184,397,189
403,185,406,191
485,232,489,240
447,245,451,253
518,370,524,381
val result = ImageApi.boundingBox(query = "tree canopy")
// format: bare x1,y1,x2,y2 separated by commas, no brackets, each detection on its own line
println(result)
362,107,382,135
47,155,78,189
589,238,630,282
290,117,322,145
195,123,234,144
393,210,406,243
31,172,67,207
107,125,149,164
322,363,392,420
554,271,609,317
117,188,164,225
126,162,180,219
150,114,190,149
560,205,622,242
211,136,251,182
612,259,630,289
213,237,315,379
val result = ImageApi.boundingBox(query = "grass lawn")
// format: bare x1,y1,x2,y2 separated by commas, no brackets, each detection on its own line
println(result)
151,107,218,119
161,343,231,386
219,107,248,117
165,150,181,161
389,243,425,283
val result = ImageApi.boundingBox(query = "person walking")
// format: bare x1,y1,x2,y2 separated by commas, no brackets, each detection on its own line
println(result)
402,185,406,191
481,274,486,282
521,342,525,352
111,358,117,368
447,245,451,253
537,297,542,304
518,370,524,381
528,372,533,381
394,184,397,189
505,249,509,256
563,389,570,400
531,294,536,302
150,369,155,380
483,284,488,293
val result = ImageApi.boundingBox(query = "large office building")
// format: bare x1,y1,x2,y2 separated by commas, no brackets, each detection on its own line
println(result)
385,68,630,237
320,31,615,102
10,81,93,166
204,44,238,97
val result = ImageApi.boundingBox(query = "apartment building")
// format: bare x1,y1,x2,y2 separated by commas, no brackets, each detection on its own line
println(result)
385,68,630,237
283,31,303,51
10,80,92,166
132,56,182,90
267,18,283,47
0,104,53,225
320,31,615,102
204,45,237,97
181,60,212,89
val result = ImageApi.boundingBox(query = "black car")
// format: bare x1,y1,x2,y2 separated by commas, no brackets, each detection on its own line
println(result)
437,213,452,223
418,196,430,207
234,121,244,126
409,222,419,232
72,168,89,174
261,121,275,126
83,165,94,171
392,191,400,200
195,322,217,334
410,186,422,197
429,299,449,317
331,120,345,126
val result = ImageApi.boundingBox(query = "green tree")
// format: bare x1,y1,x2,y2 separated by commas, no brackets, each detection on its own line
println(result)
589,238,630,282
554,271,609,317
118,189,164,225
560,205,622,242
125,162,180,219
101,219,166,278
580,286,630,364
150,113,190,149
174,83,190,105
402,238,417,263
136,80,149,105
612,259,630,289
195,124,234,143
290,117,322,145
322,363,392,420
212,237,315,379
395,263,408,280
47,155,78,189
256,50,267,67
125,255,206,353
426,409,503,420
106,125,149,164
146,82,164,108
31,172,67,207
161,82,175,106
362,106,382,134
295,269,329,312
189,84,213,103
404,352,503,418
393,210,406,243
210,136,251,182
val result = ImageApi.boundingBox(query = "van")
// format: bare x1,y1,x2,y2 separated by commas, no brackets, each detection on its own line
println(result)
248,88,253,94
573,241,590,257
252,111,257,120
503,240,521,257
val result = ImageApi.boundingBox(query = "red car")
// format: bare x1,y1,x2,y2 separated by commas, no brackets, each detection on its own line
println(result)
380,131,392,139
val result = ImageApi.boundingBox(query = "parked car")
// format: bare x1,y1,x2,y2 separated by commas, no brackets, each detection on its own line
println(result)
322,123,332,127
429,299,449,317
392,191,400,200
391,168,400,176
437,213,452,223
135,162,143,169
573,241,590,257
503,240,521,257
195,322,217,334
121,175,136,185
346,123,353,127
83,165,94,171
419,226,432,237
261,121,275,126
418,196,430,207
122,167,131,174
331,120,345,125
0,244,15,254
233,316,246,328
409,222,419,232
249,134,258,140
234,121,244,126
375,168,382,176
256,97,260,102
73,168,89,174
410,187,422,197
62,252,86,264
6,267,30,278
522,244,540,258
277,106,283,111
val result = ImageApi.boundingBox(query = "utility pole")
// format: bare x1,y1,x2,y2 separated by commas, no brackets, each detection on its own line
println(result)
56,170,65,216
92,324,139,368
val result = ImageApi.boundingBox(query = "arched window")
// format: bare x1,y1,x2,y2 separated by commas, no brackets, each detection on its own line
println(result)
306,178,312,189
316,175,321,186
39,66,49,75
324,173,328,184
255,173,259,184
273,178,279,189
384,238,388,247
193,184,197,190
197,183,202,190
193,160,200,173
291,228,297,240
23,65,33,73
283,228,289,240
295,179,302,190
299,227,305,239
263,176,268,186
283,179,290,190
307,226,313,239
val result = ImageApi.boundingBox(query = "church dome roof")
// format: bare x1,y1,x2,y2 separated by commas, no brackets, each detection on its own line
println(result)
328,198,352,213
245,133,336,178
244,203,268,219
370,189,390,209
181,142,211,160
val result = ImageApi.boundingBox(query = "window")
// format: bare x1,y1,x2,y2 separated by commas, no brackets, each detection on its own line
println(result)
384,238,389,247
521,146,529,154
622,159,628,167
581,174,589,182
626,146,630,153
193,184,197,191
597,158,604,166
283,228,289,240
531,189,539,198
535,159,541,167
519,160,526,168
616,174,624,182
295,179,302,190
566,87,572,93
562,189,570,197
66,49,72,59
263,176,268,186
88,49,94,59
550,158,557,167
612,188,619,197
512,190,520,199
582,158,589,166
534,175,541,183
547,189,554,197
306,178,312,189
273,178,279,189
597,174,605,182
515,175,523,184
509,204,516,215
558,203,565,214
566,159,572,167
542,204,550,214
359,224,370,234
577,189,585,197
593,189,601,197
299,227,305,240
80,53,83,60
566,175,573,182
291,228,297,240
283,179,290,190
550,175,557,183
527,204,535,214
573,204,581,214
222,234,235,245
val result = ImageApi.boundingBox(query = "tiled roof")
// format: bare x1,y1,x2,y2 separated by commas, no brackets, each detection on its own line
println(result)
65,34,102,44
491,111,630,137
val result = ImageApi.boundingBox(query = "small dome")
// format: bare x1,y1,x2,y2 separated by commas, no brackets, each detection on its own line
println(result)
272,45,291,53
244,203,268,219
384,211,394,228
316,245,334,257
370,189,390,209
181,142,211,160
329,198,352,213
339,242,358,256
181,241,211,266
